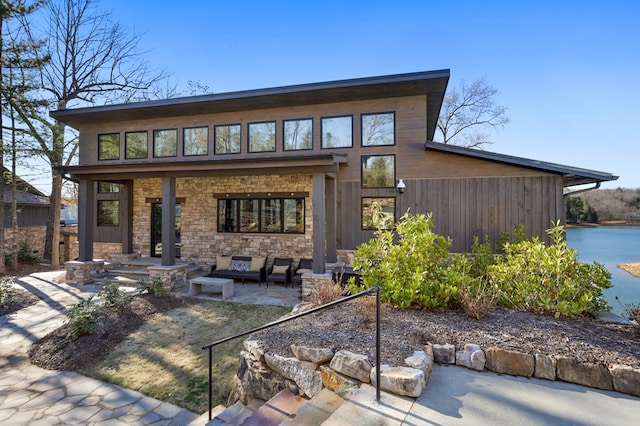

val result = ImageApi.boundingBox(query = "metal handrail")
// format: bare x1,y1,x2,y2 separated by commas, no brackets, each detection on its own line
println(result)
202,285,381,421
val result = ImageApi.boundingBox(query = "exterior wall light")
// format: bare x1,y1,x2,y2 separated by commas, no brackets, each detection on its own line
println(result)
397,179,406,194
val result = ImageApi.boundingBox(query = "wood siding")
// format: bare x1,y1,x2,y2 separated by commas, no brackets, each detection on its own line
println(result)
338,175,564,253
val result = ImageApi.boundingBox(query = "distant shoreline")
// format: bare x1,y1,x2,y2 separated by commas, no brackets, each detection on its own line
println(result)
619,263,640,278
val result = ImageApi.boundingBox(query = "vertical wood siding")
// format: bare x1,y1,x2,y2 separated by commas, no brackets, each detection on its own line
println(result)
339,175,564,253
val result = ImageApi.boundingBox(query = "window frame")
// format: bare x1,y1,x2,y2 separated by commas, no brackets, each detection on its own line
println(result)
248,121,277,153
153,128,178,158
183,126,209,156
125,131,148,159
361,111,396,147
361,154,396,189
217,197,305,234
283,118,313,151
214,123,242,154
97,200,120,227
321,115,353,149
98,133,120,160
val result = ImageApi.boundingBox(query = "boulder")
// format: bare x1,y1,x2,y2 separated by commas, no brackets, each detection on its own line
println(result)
320,365,360,400
609,364,640,397
556,356,613,391
291,345,335,364
243,339,266,362
264,353,324,398
485,347,534,377
234,350,286,404
431,343,455,364
405,350,433,383
370,364,426,397
534,353,557,380
330,350,372,383
456,344,485,371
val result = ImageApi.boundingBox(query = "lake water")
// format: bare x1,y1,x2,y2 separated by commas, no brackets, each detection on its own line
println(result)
566,226,640,316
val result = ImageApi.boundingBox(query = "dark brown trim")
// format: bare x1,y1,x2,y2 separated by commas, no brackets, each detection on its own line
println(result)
145,197,186,203
213,192,309,198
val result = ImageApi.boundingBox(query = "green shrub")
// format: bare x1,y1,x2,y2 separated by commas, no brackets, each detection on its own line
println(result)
445,254,499,319
488,222,612,317
0,277,14,307
4,241,41,266
137,275,169,297
100,282,132,313
351,206,454,308
66,296,98,340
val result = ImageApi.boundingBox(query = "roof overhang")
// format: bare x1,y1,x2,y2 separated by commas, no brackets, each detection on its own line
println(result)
425,142,618,187
59,153,348,181
50,69,450,141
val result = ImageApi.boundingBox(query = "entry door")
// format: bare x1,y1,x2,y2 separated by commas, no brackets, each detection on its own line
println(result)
151,203,181,257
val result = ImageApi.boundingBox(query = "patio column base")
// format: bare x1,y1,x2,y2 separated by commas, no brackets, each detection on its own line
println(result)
64,260,105,285
301,272,332,301
148,264,188,293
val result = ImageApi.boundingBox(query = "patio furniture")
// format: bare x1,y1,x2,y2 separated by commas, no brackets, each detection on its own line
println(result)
267,257,293,287
189,277,234,300
208,255,267,285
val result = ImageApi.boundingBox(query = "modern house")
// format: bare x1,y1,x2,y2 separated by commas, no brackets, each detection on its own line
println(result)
50,69,617,279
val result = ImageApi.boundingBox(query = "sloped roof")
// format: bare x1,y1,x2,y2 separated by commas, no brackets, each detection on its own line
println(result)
2,168,50,206
425,142,618,187
50,69,450,142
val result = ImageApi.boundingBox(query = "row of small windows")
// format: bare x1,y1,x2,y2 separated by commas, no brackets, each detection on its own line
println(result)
97,112,395,160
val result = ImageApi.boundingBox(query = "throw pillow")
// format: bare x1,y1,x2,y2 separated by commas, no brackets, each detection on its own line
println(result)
250,256,266,272
216,255,232,270
229,259,251,272
272,264,289,274
295,268,312,275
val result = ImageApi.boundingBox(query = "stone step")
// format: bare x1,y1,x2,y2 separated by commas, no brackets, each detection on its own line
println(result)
240,389,307,426
280,388,345,426
321,384,415,426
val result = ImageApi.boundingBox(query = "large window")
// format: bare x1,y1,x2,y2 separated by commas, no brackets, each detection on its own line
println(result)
321,115,352,148
361,154,395,188
217,197,305,234
125,131,148,159
362,112,395,146
284,118,313,150
248,121,276,152
184,126,208,156
98,133,120,160
153,129,177,157
362,197,395,230
214,124,241,154
98,200,119,226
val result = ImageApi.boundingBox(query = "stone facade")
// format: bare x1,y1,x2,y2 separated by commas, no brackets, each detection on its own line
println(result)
4,226,46,258
132,175,314,265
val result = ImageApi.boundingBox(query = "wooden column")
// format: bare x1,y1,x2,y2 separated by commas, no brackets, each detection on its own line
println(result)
120,180,134,254
325,175,337,263
77,179,94,261
312,173,325,273
161,177,176,266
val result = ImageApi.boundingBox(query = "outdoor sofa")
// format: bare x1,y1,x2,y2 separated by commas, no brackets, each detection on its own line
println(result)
208,255,267,285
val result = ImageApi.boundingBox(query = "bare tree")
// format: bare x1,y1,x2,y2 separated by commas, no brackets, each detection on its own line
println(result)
435,78,510,148
11,0,165,267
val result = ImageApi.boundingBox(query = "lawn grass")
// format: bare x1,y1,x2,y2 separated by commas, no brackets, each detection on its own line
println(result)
79,300,291,414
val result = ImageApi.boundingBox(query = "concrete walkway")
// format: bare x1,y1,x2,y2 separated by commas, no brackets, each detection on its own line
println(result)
0,272,200,425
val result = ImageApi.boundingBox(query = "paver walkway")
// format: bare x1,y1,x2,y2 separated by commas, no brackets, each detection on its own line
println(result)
0,272,200,425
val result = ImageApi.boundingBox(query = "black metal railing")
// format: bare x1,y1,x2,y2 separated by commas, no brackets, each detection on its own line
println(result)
202,285,381,421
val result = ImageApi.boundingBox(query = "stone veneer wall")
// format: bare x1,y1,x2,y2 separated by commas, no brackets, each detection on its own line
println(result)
4,226,46,257
133,175,314,265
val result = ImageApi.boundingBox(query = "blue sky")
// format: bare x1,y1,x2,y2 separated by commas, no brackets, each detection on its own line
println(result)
38,0,640,192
